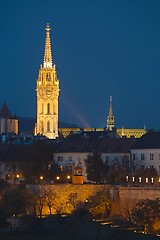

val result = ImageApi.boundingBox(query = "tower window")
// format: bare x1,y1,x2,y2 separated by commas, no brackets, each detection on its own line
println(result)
46,73,51,81
47,121,50,132
47,103,50,114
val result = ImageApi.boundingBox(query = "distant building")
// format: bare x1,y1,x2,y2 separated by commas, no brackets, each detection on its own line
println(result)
59,96,146,138
0,101,18,135
35,23,60,139
131,131,160,175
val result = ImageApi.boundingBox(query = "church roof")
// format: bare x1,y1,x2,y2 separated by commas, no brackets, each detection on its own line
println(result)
131,131,160,149
0,102,13,119
43,23,53,68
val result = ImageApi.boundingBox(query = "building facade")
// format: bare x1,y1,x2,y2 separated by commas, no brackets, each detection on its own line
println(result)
131,131,160,175
35,23,60,139
53,131,135,182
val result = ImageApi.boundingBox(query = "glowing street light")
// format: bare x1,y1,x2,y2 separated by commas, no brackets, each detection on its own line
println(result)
40,176,44,180
67,175,71,183
56,176,60,180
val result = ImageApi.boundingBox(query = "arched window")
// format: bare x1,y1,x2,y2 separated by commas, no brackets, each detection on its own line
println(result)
47,103,50,114
47,121,50,132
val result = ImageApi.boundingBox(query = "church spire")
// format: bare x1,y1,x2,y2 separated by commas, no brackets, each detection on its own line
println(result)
43,23,53,68
107,96,115,131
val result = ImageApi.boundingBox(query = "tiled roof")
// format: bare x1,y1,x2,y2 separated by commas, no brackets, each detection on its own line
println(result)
131,131,160,149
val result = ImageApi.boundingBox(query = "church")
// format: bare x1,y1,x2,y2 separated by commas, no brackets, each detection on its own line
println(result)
34,24,146,139
34,23,59,139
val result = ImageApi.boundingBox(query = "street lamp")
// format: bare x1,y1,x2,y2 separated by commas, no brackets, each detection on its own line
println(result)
40,176,44,180
56,176,60,181
16,174,20,183
67,175,70,183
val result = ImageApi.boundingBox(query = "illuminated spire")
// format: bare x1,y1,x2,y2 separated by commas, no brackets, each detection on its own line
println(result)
109,96,113,117
43,23,53,68
107,96,115,131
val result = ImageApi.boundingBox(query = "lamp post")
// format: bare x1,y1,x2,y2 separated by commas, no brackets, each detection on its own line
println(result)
56,176,60,183
16,174,20,183
67,175,70,183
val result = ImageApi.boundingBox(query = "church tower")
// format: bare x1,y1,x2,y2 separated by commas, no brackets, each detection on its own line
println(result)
35,23,60,139
107,96,115,131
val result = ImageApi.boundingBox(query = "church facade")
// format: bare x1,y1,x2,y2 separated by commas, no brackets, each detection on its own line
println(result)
35,24,60,139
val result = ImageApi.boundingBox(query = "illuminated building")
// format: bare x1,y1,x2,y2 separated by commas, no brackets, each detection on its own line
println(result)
0,101,18,134
59,96,146,138
35,23,60,139
107,96,115,131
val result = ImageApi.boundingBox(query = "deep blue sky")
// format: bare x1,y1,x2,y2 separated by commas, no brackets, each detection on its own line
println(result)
0,0,160,129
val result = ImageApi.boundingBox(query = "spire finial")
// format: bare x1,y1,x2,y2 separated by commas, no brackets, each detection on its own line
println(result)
107,96,115,131
43,23,53,68
109,95,113,117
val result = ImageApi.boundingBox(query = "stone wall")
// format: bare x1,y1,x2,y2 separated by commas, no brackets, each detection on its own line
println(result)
27,184,160,217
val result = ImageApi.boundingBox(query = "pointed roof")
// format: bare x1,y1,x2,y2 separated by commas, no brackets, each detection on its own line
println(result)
108,96,113,118
43,23,53,68
0,101,13,118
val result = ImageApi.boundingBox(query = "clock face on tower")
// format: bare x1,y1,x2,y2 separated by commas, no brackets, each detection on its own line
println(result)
46,87,52,96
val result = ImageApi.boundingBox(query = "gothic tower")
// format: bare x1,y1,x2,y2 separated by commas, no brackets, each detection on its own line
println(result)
107,96,115,131
35,23,60,139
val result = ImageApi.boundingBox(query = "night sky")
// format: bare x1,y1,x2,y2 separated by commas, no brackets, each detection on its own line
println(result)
0,0,160,130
